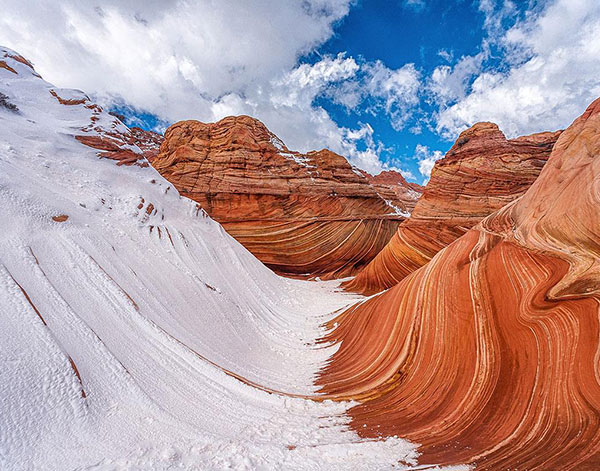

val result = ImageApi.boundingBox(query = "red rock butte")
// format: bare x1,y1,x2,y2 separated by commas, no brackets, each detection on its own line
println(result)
152,116,421,278
317,98,600,470
344,122,562,294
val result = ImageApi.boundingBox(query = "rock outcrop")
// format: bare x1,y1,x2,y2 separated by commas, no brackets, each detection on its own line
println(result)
344,123,561,294
129,127,164,162
318,98,600,470
2,47,160,166
360,170,422,214
152,116,421,278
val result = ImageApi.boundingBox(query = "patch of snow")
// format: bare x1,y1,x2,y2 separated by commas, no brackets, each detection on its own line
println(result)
270,135,285,151
352,165,366,178
383,199,411,217
0,49,468,471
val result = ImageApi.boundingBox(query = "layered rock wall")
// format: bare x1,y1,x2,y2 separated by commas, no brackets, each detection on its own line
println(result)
153,116,421,278
318,99,600,470
345,123,561,294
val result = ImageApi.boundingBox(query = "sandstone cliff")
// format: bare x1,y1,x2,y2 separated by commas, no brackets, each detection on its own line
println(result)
344,122,561,294
152,116,421,278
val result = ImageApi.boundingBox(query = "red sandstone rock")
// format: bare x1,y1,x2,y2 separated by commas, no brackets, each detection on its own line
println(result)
152,116,421,278
129,127,164,162
360,170,422,214
318,98,600,470
344,122,561,294
46,89,164,166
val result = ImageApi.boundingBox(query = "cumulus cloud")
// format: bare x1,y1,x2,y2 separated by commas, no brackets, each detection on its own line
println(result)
403,0,426,12
414,144,444,183
428,52,487,108
0,1,349,118
324,60,421,130
0,0,424,176
434,0,600,139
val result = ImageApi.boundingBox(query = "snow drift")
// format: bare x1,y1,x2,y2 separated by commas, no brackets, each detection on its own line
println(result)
0,47,471,470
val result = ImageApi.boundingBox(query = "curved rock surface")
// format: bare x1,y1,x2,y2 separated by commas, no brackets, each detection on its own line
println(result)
345,122,561,294
318,98,600,469
2,47,441,470
153,116,421,278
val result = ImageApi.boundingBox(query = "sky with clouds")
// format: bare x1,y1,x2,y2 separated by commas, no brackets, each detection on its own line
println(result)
1,0,599,182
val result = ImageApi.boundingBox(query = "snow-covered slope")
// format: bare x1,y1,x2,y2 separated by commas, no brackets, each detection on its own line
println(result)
0,47,467,470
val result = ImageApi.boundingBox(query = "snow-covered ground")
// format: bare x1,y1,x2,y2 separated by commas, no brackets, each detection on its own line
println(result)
0,47,468,470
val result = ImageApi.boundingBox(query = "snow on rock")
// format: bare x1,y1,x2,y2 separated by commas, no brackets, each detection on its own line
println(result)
0,47,468,470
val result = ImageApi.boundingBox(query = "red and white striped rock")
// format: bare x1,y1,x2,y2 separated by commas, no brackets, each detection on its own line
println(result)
345,122,561,294
152,116,421,278
317,98,600,470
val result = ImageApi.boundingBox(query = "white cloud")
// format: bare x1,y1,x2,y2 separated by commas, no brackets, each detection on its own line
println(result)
0,0,423,176
478,0,517,39
362,61,421,130
415,144,444,183
428,52,487,107
270,54,359,109
435,0,600,139
403,0,426,12
323,60,421,131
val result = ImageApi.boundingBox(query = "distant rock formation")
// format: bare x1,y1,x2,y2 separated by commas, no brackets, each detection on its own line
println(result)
318,97,600,471
129,127,164,162
360,170,422,214
152,116,421,278
344,122,561,294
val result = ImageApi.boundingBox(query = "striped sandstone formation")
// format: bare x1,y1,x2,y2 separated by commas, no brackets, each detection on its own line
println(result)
318,98,600,470
153,116,421,278
344,122,561,294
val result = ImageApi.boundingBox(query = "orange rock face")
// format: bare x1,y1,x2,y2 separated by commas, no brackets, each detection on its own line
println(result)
152,116,421,278
317,98,600,470
360,170,422,214
345,123,561,294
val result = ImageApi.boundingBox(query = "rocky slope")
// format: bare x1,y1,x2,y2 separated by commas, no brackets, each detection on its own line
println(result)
360,170,422,214
1,46,437,470
317,98,600,470
344,122,561,294
152,117,421,278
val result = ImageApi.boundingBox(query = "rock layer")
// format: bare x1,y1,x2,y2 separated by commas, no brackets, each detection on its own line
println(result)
318,98,600,470
344,123,561,294
153,116,421,278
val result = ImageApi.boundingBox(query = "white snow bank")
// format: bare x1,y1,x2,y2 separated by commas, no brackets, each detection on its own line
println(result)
0,48,469,471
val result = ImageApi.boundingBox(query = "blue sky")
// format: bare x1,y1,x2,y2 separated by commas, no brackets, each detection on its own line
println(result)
307,0,498,177
111,0,532,180
2,0,599,182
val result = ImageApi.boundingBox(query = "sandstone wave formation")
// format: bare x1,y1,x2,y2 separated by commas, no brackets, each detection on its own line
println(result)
2,47,434,470
318,98,600,470
344,122,561,294
152,116,421,278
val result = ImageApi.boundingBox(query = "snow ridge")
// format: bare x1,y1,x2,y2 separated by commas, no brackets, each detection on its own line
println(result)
0,47,467,470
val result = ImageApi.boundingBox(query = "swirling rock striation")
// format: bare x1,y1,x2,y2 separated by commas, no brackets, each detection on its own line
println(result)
153,116,421,278
344,122,561,294
318,98,600,470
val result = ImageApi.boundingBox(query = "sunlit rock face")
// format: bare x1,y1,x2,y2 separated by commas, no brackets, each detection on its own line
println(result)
344,122,561,294
360,170,423,214
152,116,421,278
317,98,600,470
1,47,163,167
